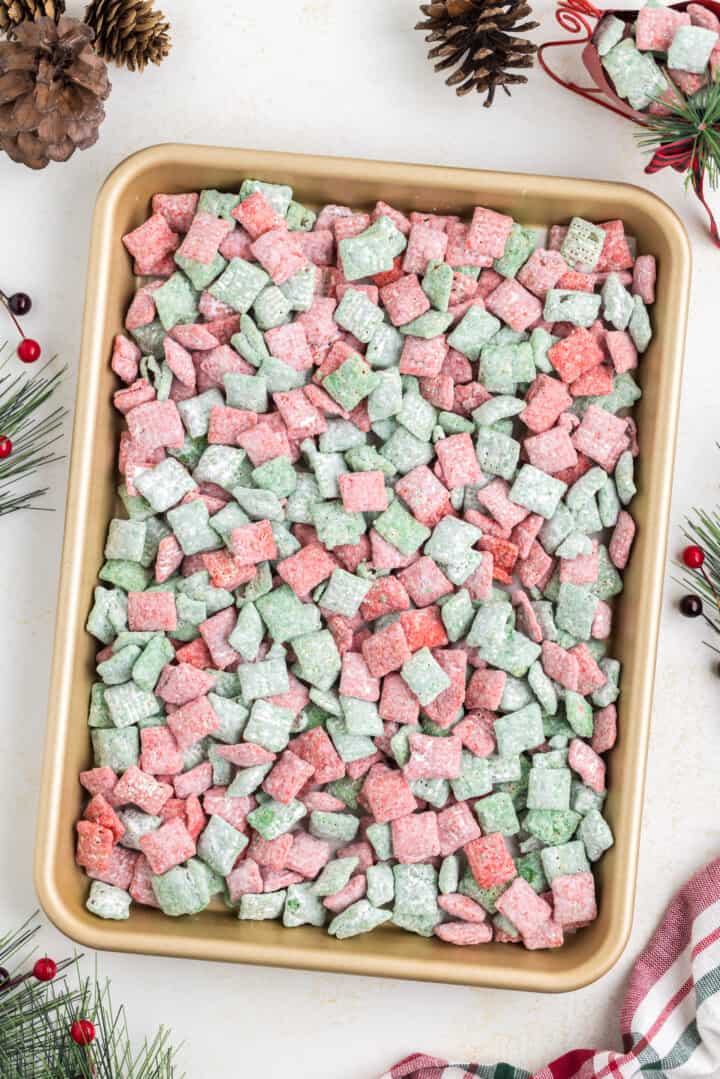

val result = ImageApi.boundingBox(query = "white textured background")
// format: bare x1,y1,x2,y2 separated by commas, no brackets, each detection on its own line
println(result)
1,1,718,1075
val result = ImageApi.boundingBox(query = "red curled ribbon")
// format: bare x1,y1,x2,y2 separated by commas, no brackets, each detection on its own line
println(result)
537,0,720,245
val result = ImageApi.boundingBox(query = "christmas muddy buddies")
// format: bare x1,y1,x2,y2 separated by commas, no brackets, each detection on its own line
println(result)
78,180,651,949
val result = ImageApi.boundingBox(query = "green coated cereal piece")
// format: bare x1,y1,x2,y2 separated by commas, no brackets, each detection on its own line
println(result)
251,456,297,498
668,24,717,73
368,368,403,423
445,548,484,586
475,426,520,480
86,586,128,644
473,395,525,427
197,814,248,875
209,258,269,313
223,372,268,413
530,326,558,374
153,272,199,330
565,690,594,737
499,675,533,712
285,200,316,231
285,473,321,524
571,495,602,535
258,355,307,392
140,355,172,401
129,319,165,359
345,443,396,477
292,629,341,691
309,688,342,716
482,629,541,678
527,767,571,811
117,807,161,850
177,389,224,439
494,703,544,757
97,646,142,687
247,798,306,840
366,322,403,368
556,582,598,640
105,519,146,563
328,900,392,939
540,840,589,882
322,569,372,617
538,502,574,555
615,450,636,505
324,778,362,813
531,600,557,642
310,810,360,844
335,288,384,343
592,544,623,600
366,863,394,907
602,272,633,331
579,808,614,861
92,727,139,772
596,13,625,56
390,726,411,767
279,265,316,312
438,411,475,435
175,250,227,291
572,780,606,816
235,315,271,368
450,751,492,800
311,856,359,896
591,657,620,707
447,305,500,361
493,913,520,939
411,777,449,808
380,426,434,474
510,464,567,518
373,499,430,555
393,863,439,918
466,601,516,649
555,532,593,560
401,647,451,705
227,762,272,796
138,515,172,569
86,881,131,921
208,743,232,786
339,221,404,281
283,882,326,928
243,699,293,751
233,486,284,523
238,650,289,699
88,683,112,729
425,516,482,564
601,38,666,110
566,466,608,511
439,854,460,895
198,188,241,220
422,259,453,311
207,693,248,744
167,433,208,472
459,870,508,913
311,499,366,549
151,866,206,917
598,476,621,528
474,792,520,835
543,289,602,327
256,586,320,643
400,310,452,338
341,697,383,736
560,217,605,271
397,392,436,442
324,353,380,411
524,808,581,845
477,344,516,394
227,602,264,661
366,822,392,861
391,910,439,937
271,522,299,559
528,660,558,715
99,558,152,593
166,500,221,556
494,223,536,278
241,561,273,603
516,850,548,894
239,890,287,921
131,637,174,694
239,179,292,215
134,457,197,514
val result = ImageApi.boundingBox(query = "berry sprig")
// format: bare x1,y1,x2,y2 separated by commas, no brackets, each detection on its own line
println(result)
0,288,41,364
679,544,706,619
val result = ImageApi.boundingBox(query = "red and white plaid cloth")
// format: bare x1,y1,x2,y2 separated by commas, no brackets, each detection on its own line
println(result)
380,857,720,1079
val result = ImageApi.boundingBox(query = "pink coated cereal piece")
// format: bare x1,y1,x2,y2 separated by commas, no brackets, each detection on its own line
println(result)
273,388,326,438
292,727,346,784
263,868,304,892
176,211,232,265
130,854,160,908
338,470,388,513
524,427,578,474
496,876,554,938
485,278,542,332
423,649,467,727
84,793,125,843
569,642,606,696
380,274,431,327
197,344,253,392
323,872,367,913
169,378,197,404
263,750,315,805
298,229,335,266
201,550,256,592
139,727,184,776
126,399,184,453
516,541,552,590
475,478,528,532
606,330,637,375
592,704,617,754
435,432,483,489
512,590,543,643
437,802,481,856
541,640,580,691
474,268,503,298
199,607,240,670
134,251,177,279
409,212,458,231
316,204,352,231
449,272,479,307
360,578,411,623
296,297,340,349
88,845,138,890
361,620,412,678
398,557,453,609
391,810,441,864
372,200,411,235
174,638,212,669
569,738,606,793
226,858,264,902
127,591,176,632
511,513,544,560
80,767,117,799
346,752,383,781
468,206,514,259
688,1,720,30
230,519,278,566
517,248,568,299
304,382,350,420
636,5,690,49
334,212,370,241
337,841,375,872
454,380,492,415
267,671,310,717
609,510,636,570
551,872,597,927
572,404,629,471
399,607,448,652
419,374,455,410
285,832,332,879
435,922,493,945
363,769,418,823
339,652,380,702
251,227,307,284
170,323,220,351
166,695,219,750
203,788,251,831
76,820,113,873
219,228,254,262
203,314,241,345
597,220,634,273
248,832,294,870
669,67,707,95
265,323,314,371
208,405,257,445
277,541,337,595
163,338,196,390
570,364,613,398
233,191,284,238
394,465,451,528
302,790,346,812
113,766,172,815
216,744,276,768
438,892,488,923
185,794,206,840
237,422,292,467
523,918,564,950
560,542,599,586
402,223,448,275
548,328,604,384
465,833,517,889
111,334,141,383
556,271,597,293
464,551,494,601
441,347,473,382
454,712,496,757
173,762,213,799
122,212,178,273
399,334,448,377
378,672,420,726
139,816,196,876
152,192,199,234
521,374,573,434
591,598,613,640
404,732,462,781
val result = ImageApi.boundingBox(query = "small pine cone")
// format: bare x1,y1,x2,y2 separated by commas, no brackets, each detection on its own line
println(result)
0,0,64,38
84,0,171,72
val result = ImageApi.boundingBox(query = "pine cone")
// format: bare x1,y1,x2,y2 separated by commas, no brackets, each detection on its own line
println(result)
0,0,64,38
0,15,111,169
416,0,540,107
84,0,170,72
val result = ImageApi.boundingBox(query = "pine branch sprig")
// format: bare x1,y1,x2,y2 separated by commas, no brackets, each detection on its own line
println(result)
637,75,720,190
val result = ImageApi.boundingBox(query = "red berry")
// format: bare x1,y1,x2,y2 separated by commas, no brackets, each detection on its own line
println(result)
33,957,57,982
70,1018,95,1046
17,338,41,363
682,544,705,569
0,436,11,460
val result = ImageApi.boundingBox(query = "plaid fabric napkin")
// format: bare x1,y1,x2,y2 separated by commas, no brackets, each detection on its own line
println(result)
380,857,720,1079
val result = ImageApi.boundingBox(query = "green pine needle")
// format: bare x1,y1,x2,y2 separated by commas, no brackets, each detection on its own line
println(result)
637,75,720,190
0,345,67,517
